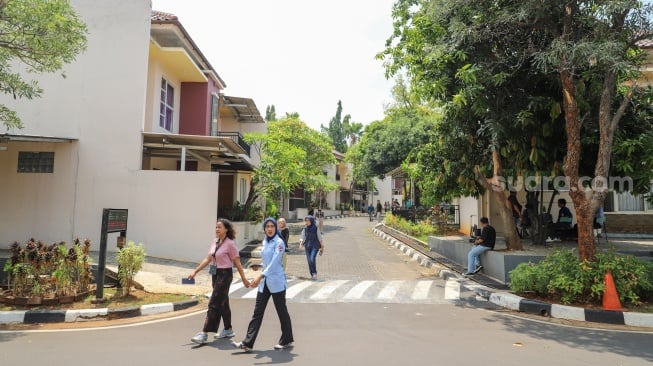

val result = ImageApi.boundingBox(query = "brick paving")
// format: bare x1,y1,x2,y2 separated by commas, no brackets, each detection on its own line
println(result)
283,216,437,281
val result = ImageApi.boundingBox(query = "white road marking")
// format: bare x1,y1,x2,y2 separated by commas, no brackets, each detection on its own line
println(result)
377,281,404,300
242,288,259,299
286,281,315,299
411,280,433,300
343,280,375,300
310,280,349,300
444,279,461,300
228,281,245,294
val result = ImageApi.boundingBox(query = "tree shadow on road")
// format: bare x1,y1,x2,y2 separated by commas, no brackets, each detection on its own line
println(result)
483,312,653,363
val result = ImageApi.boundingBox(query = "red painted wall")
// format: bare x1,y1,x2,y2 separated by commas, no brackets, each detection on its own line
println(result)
179,82,209,135
179,79,222,136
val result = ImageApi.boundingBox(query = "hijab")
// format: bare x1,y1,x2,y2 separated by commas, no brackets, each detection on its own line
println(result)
304,215,317,234
263,217,279,241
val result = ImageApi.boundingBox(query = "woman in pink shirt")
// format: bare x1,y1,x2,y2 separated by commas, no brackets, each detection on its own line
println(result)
189,218,250,344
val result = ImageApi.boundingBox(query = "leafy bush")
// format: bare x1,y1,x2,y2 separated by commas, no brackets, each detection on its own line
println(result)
384,213,442,241
117,241,146,297
510,248,653,305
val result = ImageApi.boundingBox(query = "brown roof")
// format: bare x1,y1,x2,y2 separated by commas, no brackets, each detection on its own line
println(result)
151,10,178,22
150,10,226,88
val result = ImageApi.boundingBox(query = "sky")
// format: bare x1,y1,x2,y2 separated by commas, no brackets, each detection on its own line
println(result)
151,0,397,131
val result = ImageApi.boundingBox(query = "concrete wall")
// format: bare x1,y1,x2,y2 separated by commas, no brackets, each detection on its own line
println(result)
0,141,78,244
428,236,546,283
605,213,653,234
457,196,481,235
0,0,151,246
125,170,218,261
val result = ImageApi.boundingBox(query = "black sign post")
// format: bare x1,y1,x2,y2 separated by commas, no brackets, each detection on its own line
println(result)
94,208,128,303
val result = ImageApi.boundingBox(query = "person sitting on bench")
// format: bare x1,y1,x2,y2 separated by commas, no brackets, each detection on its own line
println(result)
546,198,573,242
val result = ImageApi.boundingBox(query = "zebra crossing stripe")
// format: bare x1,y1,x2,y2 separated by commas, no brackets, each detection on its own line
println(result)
343,280,375,300
286,281,315,299
444,279,460,300
310,280,349,300
411,280,433,300
229,281,245,294
242,288,259,299
378,281,404,300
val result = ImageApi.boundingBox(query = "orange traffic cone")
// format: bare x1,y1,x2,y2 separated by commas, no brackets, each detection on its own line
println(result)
602,270,623,311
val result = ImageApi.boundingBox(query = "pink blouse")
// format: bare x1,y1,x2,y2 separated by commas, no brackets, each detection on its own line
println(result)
207,237,239,268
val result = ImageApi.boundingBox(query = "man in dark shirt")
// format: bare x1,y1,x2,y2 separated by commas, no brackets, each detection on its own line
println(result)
465,217,496,276
547,198,573,242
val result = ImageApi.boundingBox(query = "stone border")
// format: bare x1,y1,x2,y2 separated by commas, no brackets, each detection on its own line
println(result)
0,299,199,325
372,225,653,328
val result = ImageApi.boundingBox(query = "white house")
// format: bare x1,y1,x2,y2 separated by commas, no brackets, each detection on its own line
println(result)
0,0,266,260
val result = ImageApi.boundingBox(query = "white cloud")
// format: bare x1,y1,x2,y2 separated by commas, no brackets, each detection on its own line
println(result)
152,0,395,130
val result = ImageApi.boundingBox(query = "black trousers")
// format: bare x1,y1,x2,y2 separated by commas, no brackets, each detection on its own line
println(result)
203,268,233,333
242,283,293,348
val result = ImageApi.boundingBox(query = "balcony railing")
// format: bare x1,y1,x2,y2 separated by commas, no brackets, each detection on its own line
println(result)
216,132,250,156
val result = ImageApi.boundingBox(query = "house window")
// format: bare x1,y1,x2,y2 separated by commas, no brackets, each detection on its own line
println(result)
160,78,174,131
240,178,247,203
210,95,219,136
17,152,54,173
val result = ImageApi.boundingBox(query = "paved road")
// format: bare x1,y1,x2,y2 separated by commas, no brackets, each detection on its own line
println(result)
2,300,652,366
284,216,436,281
2,216,653,365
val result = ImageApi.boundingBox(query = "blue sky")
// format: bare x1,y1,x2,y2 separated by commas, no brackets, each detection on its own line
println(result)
151,0,397,131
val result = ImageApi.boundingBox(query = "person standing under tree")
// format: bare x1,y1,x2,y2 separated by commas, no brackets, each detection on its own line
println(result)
189,219,250,344
232,218,294,352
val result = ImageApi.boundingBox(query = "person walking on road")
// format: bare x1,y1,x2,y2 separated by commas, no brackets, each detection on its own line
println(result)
376,200,383,218
299,215,324,280
190,218,250,344
232,217,294,352
464,217,495,276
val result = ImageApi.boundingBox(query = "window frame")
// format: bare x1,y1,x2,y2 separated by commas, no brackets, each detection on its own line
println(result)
159,77,175,131
17,151,55,173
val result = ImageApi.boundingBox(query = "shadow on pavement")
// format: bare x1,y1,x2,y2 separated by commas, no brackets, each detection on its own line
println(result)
485,312,653,362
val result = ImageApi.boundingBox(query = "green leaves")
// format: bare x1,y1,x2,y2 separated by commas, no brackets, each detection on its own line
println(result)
0,0,87,129
246,116,336,206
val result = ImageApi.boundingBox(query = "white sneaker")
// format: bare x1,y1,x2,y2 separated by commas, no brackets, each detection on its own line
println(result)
274,342,293,350
545,237,554,243
215,328,235,339
191,332,208,344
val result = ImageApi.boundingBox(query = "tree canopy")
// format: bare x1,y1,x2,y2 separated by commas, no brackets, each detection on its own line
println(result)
379,0,653,256
244,117,336,216
0,0,87,129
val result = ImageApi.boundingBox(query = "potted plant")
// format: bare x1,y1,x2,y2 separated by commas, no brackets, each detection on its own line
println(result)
27,279,42,305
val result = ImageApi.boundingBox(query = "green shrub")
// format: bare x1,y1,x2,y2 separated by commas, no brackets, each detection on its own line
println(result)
510,248,653,305
117,241,146,297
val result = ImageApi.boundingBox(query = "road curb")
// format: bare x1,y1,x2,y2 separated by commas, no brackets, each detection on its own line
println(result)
0,299,199,325
372,225,653,328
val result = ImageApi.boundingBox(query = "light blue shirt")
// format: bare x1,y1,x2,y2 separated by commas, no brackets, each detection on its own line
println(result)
259,235,287,293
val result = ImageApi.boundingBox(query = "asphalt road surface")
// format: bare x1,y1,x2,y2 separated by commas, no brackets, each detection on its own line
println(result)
2,300,652,366
1,217,652,365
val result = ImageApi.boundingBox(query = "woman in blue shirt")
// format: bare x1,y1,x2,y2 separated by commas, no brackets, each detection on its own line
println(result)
232,217,294,352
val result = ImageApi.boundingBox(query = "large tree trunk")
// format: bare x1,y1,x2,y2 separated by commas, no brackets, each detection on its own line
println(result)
560,69,594,260
474,149,522,251
559,7,633,261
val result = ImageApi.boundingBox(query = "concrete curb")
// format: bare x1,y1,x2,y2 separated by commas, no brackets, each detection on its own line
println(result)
0,299,199,325
372,225,653,328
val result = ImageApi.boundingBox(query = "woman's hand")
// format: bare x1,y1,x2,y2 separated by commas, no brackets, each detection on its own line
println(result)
188,271,196,280
242,277,251,288
319,247,324,255
250,275,263,288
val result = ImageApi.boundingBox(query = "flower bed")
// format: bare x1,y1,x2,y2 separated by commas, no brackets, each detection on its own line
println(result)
1,238,94,306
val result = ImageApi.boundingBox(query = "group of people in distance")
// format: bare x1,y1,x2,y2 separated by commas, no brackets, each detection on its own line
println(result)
188,214,325,352
468,191,604,276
